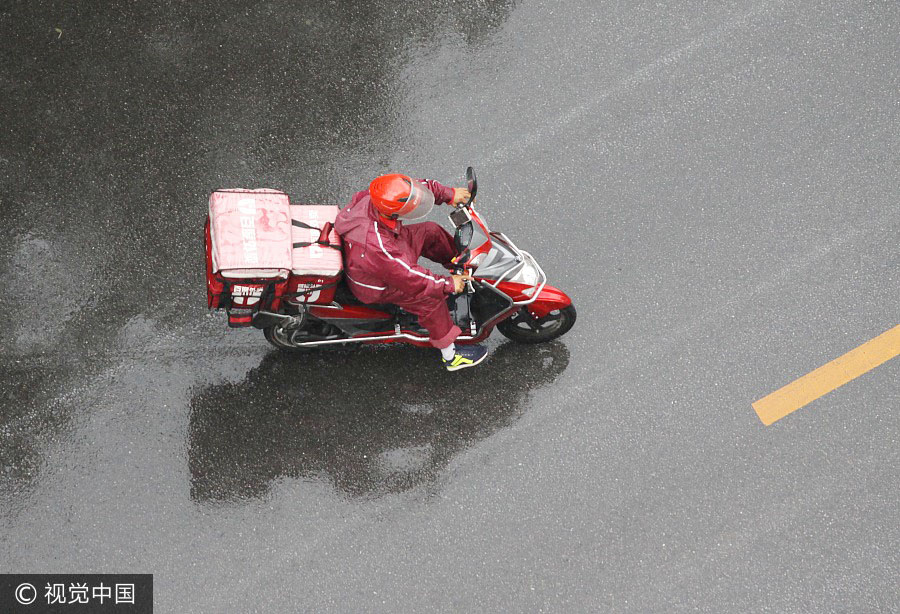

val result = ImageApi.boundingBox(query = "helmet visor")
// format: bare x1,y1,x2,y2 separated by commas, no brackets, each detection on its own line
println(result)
395,180,435,220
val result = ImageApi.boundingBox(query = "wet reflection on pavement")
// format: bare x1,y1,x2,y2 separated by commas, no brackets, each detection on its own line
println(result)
189,341,569,502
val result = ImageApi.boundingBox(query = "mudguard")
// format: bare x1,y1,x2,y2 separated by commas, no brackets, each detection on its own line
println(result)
495,282,573,319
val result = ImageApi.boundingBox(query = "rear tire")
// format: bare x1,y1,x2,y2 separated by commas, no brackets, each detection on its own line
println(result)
497,305,576,344
263,323,315,353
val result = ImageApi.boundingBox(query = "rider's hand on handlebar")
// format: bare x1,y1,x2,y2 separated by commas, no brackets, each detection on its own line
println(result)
450,188,471,207
451,273,473,293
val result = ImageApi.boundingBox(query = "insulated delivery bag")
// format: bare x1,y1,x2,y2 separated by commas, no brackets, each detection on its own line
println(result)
286,205,343,305
205,188,343,327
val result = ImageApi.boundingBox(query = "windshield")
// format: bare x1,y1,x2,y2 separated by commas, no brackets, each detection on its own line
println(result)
469,217,490,253
455,222,474,251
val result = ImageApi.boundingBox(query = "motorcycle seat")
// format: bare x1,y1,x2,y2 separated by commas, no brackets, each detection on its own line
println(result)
333,283,402,316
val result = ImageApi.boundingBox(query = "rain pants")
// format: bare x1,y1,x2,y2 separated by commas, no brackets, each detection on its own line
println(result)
334,180,461,348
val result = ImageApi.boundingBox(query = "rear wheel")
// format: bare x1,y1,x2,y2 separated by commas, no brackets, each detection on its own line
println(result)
263,318,346,353
264,323,314,353
497,305,576,344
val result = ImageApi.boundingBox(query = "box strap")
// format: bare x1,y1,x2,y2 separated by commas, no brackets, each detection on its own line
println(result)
292,220,343,251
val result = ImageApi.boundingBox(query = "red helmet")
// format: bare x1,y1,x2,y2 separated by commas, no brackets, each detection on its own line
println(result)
369,173,435,220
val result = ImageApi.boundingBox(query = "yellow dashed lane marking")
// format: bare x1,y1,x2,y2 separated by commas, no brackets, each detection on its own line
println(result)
753,324,900,426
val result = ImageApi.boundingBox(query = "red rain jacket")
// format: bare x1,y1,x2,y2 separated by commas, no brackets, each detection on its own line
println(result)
334,179,455,304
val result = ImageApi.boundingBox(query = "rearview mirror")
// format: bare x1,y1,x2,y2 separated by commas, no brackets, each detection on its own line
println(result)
466,167,477,201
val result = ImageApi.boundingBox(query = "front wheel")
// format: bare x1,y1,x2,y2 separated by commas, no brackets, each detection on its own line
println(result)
497,305,576,344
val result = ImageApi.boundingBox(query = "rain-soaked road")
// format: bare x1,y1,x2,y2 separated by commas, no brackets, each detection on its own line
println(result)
2,0,898,611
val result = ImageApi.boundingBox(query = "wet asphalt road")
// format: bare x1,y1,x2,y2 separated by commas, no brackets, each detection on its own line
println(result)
2,0,898,611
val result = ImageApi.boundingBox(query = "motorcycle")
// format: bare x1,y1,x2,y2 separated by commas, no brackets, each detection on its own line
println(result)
206,168,575,351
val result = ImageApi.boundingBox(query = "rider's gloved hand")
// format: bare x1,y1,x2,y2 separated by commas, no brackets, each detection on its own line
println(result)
450,188,471,206
451,273,473,293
